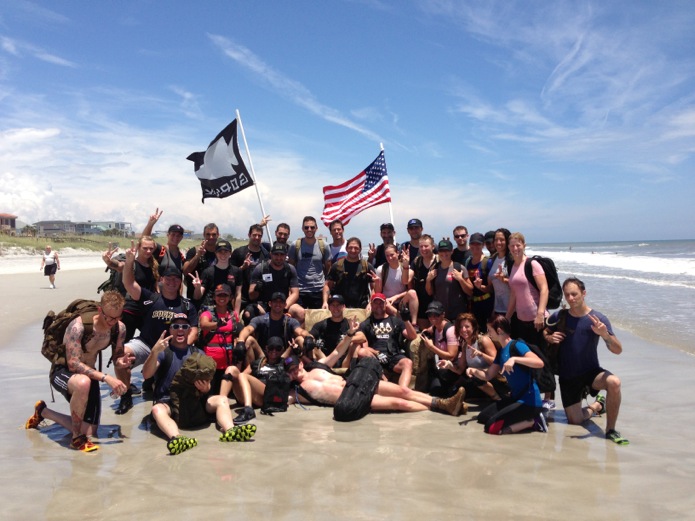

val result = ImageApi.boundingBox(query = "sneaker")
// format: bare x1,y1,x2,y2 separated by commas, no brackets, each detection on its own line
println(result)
129,383,142,396
605,429,629,446
433,387,466,416
542,399,556,410
115,390,133,415
167,435,198,455
533,414,548,433
70,434,99,452
220,424,257,442
595,394,606,415
25,400,46,429
233,406,256,425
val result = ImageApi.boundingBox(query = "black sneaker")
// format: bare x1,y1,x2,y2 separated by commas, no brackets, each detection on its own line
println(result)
115,390,133,415
233,406,256,425
129,383,142,396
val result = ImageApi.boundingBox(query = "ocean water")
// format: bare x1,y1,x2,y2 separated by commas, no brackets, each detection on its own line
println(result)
528,240,695,357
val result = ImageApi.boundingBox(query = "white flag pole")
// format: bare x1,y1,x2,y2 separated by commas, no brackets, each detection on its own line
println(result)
380,142,395,226
236,109,271,240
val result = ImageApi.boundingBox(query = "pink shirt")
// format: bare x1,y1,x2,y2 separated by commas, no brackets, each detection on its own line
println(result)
508,259,544,321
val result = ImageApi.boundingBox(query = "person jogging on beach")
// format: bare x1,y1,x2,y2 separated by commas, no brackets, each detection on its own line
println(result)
544,277,629,445
25,291,130,452
40,245,60,289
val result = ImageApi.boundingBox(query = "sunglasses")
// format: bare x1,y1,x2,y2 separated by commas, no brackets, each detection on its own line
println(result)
171,323,191,331
303,226,316,230
454,234,468,239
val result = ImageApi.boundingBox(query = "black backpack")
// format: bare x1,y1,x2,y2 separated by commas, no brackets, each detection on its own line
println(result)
261,366,291,415
524,255,562,310
510,340,556,395
97,253,127,295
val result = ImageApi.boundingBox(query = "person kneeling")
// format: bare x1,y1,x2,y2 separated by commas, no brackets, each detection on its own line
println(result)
143,314,257,455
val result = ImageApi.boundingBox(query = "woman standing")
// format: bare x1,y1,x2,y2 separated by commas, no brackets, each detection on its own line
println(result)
40,245,60,289
468,316,546,435
487,228,513,318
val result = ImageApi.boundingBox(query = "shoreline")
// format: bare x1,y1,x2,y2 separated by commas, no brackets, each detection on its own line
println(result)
1,270,694,519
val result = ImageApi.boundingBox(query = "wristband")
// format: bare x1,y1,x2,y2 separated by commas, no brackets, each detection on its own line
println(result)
101,375,107,383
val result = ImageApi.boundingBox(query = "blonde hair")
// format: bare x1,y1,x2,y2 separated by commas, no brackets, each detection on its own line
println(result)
138,235,160,284
509,232,526,245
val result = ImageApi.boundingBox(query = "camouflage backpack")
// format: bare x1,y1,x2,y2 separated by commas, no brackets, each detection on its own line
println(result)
41,299,117,369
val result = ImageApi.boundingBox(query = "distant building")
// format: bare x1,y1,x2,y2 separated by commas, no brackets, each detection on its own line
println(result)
0,213,18,235
34,220,76,235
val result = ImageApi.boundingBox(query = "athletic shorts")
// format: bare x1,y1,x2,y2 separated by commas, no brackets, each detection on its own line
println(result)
44,264,58,276
125,337,152,367
478,397,541,433
384,353,407,372
50,366,102,426
559,367,605,407
297,291,323,310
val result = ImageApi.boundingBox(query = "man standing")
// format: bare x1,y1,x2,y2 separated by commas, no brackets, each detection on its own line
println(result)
25,292,130,452
324,237,375,309
40,244,60,289
400,218,423,268
367,222,398,269
288,216,331,311
544,277,629,445
117,242,198,414
327,219,347,263
183,223,220,299
231,224,270,315
451,225,472,265
352,293,417,387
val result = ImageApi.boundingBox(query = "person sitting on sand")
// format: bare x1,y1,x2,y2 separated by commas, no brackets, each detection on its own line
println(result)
467,315,546,435
143,314,256,455
286,319,467,417
544,277,629,445
25,291,130,452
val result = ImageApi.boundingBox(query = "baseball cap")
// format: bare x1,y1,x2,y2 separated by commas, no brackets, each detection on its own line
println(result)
270,291,286,302
425,301,446,316
469,233,485,245
214,283,232,296
168,224,184,235
437,239,453,251
171,312,188,322
484,231,496,243
407,218,423,228
328,294,345,305
371,292,386,302
162,266,182,278
216,239,232,251
271,241,288,254
284,356,300,370
266,336,284,351
380,222,395,231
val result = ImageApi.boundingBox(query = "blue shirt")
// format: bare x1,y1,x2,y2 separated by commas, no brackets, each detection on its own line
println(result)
495,339,542,408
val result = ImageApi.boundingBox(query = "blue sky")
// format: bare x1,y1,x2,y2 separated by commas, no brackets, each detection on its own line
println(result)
1,0,693,244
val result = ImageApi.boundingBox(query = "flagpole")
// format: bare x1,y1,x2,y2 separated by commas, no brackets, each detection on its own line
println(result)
236,109,271,240
380,142,395,226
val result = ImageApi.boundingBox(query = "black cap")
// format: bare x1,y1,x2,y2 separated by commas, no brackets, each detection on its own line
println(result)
216,239,232,251
270,291,286,302
425,301,446,316
284,355,300,369
327,294,345,305
484,231,496,243
271,241,288,254
437,239,453,251
214,283,232,296
171,312,188,322
266,336,284,350
380,222,395,231
407,218,423,228
168,224,184,235
162,266,182,278
469,233,485,244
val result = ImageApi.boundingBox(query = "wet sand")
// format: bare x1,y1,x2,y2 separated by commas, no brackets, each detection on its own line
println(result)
2,269,694,520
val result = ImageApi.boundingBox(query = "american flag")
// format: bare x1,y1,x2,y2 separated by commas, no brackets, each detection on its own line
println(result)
321,151,391,226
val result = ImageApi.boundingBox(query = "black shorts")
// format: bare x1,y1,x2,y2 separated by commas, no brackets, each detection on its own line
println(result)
51,366,102,426
298,291,323,310
559,367,605,407
44,264,58,276
384,353,407,372
478,397,541,432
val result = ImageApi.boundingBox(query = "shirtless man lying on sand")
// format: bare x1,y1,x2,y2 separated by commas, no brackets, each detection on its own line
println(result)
285,316,466,416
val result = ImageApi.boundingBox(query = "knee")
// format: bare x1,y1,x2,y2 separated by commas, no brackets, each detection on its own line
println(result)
151,403,169,419
606,374,621,393
72,374,92,394
224,366,239,378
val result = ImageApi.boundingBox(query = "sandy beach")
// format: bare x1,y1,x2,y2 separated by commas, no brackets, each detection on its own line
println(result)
1,268,694,520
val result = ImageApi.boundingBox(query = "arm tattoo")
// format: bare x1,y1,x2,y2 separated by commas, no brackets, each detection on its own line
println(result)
65,320,85,373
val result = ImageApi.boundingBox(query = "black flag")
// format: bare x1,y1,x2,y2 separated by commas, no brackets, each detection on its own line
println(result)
187,119,254,203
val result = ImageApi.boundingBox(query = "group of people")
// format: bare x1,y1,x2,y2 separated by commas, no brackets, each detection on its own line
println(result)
25,209,629,455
